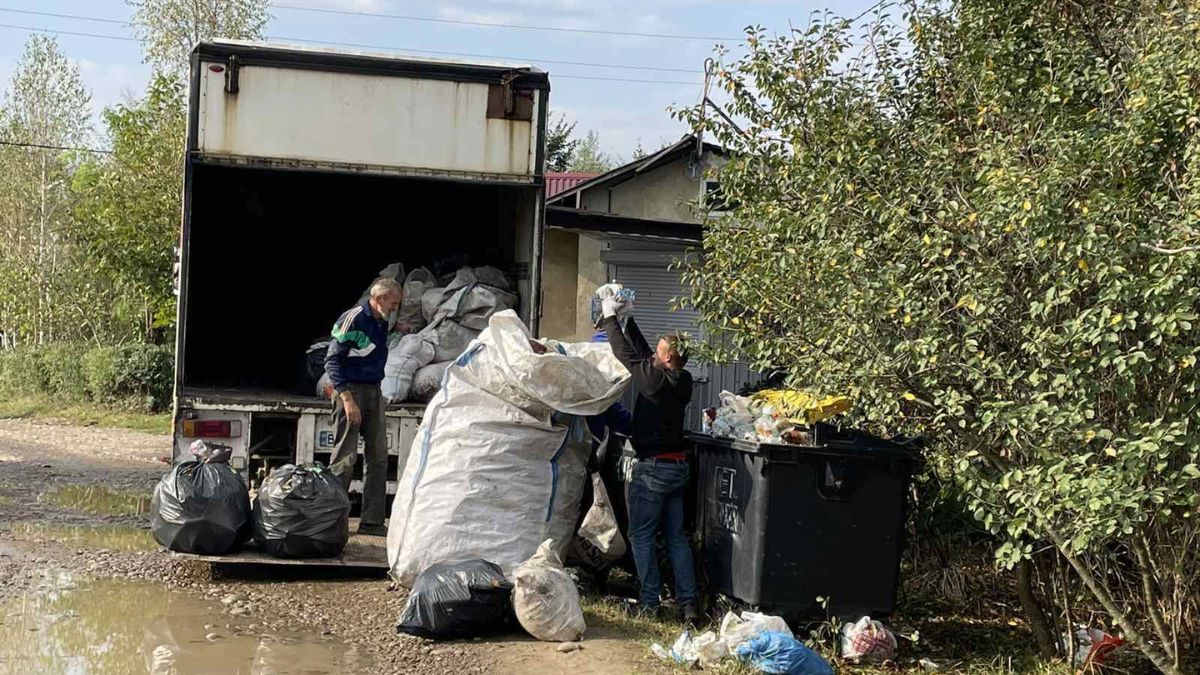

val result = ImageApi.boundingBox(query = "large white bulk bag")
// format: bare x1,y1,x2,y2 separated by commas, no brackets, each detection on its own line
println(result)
387,310,629,585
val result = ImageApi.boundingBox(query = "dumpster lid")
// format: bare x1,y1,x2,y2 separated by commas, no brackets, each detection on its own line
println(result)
687,425,922,462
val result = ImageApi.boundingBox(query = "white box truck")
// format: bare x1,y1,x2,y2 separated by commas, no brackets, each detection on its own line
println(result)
172,41,549,505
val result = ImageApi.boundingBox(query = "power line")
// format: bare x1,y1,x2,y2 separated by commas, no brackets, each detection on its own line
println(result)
0,7,127,26
0,22,138,43
0,7,700,76
0,23,701,85
0,139,113,154
269,2,740,42
265,33,698,74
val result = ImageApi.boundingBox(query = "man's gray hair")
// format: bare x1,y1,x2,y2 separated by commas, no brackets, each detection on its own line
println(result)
369,277,403,298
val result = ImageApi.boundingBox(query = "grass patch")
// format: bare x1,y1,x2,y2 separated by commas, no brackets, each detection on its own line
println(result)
0,393,170,434
41,485,151,516
577,589,1071,675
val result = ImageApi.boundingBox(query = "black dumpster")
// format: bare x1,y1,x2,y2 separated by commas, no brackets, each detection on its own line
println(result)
691,426,920,622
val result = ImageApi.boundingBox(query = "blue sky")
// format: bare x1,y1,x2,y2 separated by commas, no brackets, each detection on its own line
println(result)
0,0,877,159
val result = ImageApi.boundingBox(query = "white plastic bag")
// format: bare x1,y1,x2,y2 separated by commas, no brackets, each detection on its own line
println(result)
397,267,436,333
694,631,729,667
513,539,587,642
420,287,446,322
387,311,630,585
567,474,626,572
840,616,898,663
410,361,451,403
719,611,793,655
380,332,437,403
431,318,480,362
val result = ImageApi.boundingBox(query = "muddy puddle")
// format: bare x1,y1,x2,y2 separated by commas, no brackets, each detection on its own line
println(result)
41,484,151,516
0,572,371,674
10,522,159,552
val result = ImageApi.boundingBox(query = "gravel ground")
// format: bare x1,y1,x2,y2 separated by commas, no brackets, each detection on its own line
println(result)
0,417,662,675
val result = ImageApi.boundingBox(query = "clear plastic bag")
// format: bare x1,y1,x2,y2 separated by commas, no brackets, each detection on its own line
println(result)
840,616,898,663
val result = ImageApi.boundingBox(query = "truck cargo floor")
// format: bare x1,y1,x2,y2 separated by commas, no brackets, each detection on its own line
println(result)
171,519,388,569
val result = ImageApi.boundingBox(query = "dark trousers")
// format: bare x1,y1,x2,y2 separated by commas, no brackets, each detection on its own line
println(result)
330,382,388,526
628,458,698,607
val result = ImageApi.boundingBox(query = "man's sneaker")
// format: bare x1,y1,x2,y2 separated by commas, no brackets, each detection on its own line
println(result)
681,602,703,627
622,602,660,621
357,523,387,537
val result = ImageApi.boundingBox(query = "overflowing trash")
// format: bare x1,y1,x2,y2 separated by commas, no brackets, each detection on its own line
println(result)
253,463,351,558
735,631,833,675
704,389,852,445
652,611,801,670
840,616,898,663
566,473,627,574
1064,625,1126,667
512,539,587,642
395,559,515,640
150,440,251,555
386,310,630,585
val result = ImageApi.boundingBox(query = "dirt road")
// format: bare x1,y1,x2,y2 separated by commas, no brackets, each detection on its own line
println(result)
0,418,665,675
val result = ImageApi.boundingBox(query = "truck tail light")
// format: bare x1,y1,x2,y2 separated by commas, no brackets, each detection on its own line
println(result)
183,419,243,438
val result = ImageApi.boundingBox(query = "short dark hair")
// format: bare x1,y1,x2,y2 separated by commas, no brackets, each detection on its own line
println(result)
662,332,690,367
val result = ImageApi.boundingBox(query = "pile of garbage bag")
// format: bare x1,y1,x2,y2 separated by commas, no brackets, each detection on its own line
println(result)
386,310,631,585
378,264,517,404
396,559,515,640
302,261,518,404
253,463,351,558
703,389,852,445
652,611,833,674
150,440,252,555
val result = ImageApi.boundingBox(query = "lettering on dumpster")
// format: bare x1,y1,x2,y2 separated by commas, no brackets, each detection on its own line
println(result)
717,503,741,534
716,467,737,502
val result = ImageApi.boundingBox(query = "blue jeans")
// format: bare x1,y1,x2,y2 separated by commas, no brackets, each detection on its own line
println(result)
628,459,698,607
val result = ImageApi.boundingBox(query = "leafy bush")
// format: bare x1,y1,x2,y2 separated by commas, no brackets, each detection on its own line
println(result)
82,344,173,411
1,342,173,412
681,1,1200,671
0,344,49,393
41,343,88,398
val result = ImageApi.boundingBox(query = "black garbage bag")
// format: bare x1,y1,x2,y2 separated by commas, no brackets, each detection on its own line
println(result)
253,463,351,558
396,559,515,640
150,454,252,555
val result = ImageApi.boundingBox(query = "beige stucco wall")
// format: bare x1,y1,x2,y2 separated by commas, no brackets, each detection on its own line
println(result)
539,229,579,340
574,150,726,224
574,234,609,340
579,160,700,222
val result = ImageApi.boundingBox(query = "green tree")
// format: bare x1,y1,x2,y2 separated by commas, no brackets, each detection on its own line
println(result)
127,0,269,78
0,34,93,346
679,2,1200,672
569,130,617,173
73,75,186,343
546,113,579,172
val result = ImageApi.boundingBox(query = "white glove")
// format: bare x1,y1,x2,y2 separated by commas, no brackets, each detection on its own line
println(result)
601,297,621,319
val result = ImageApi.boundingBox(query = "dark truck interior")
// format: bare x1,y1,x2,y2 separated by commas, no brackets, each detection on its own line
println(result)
181,163,535,397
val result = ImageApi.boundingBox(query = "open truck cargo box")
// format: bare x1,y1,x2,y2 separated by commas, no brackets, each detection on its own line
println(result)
170,41,550,547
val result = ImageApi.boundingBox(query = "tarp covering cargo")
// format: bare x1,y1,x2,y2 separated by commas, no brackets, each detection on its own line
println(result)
386,310,630,585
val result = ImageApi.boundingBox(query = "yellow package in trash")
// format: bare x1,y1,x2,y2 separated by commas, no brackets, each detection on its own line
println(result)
751,389,852,425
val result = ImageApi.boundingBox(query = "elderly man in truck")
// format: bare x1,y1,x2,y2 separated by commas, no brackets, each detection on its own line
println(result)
325,277,403,537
